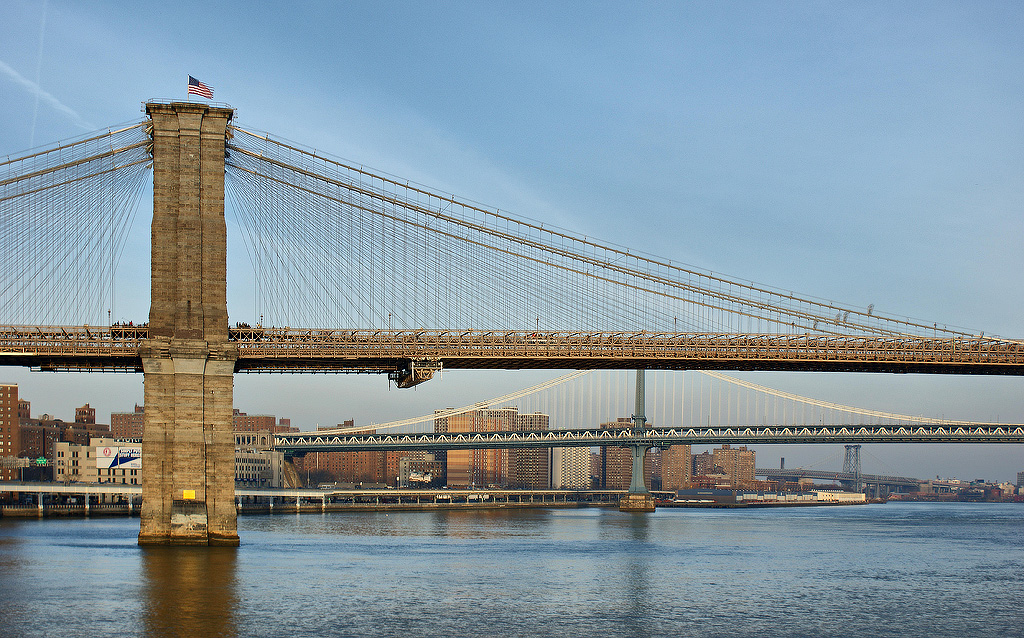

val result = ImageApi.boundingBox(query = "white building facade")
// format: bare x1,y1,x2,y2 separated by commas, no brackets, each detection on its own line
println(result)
551,446,591,489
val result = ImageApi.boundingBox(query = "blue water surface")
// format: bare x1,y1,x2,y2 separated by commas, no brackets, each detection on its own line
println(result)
1,503,1021,637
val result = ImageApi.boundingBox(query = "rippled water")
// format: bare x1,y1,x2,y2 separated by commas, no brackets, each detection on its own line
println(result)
1,503,1022,637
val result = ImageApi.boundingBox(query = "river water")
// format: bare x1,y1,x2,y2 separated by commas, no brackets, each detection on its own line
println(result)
0,503,1021,637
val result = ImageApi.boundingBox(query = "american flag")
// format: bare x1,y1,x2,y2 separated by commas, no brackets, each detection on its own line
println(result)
187,75,214,99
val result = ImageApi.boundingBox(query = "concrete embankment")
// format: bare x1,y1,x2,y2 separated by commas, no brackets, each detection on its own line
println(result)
238,501,608,515
660,500,874,509
2,500,612,519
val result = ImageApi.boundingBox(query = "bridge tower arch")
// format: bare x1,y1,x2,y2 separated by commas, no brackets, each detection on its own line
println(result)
138,101,239,546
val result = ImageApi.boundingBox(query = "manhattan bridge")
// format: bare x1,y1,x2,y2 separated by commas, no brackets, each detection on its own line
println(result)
1,101,1022,544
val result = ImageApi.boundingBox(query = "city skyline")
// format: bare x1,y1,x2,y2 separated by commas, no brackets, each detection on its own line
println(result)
11,386,1020,485
1,2,1022,481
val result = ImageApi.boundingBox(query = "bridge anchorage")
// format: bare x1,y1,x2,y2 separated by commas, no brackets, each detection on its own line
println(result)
3,98,1024,543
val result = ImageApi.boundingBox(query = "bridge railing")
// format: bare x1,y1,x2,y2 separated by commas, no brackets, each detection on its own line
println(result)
231,328,1024,371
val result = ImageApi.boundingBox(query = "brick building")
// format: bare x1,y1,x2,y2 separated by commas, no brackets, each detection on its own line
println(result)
662,444,692,491
599,418,658,490
430,407,553,489
600,418,633,489
19,422,60,463
399,455,445,487
111,404,145,439
1,384,20,481
712,444,756,488
299,421,390,486
436,408,516,487
233,409,278,432
692,451,717,477
507,412,550,489
75,404,96,424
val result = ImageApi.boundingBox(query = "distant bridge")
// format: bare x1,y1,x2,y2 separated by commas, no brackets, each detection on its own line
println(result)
755,467,920,489
274,423,1024,455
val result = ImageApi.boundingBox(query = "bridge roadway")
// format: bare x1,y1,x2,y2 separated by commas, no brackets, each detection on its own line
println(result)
2,325,1024,375
273,423,1024,455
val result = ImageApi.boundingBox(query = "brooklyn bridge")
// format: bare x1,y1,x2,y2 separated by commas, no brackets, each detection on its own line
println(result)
2,101,1022,545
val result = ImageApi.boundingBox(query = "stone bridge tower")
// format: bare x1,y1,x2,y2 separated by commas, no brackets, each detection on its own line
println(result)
138,101,239,546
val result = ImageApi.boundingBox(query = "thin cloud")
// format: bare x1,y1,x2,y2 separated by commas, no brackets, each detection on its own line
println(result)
0,58,96,132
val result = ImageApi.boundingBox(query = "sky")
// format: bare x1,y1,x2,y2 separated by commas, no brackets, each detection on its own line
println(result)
1,1,1022,482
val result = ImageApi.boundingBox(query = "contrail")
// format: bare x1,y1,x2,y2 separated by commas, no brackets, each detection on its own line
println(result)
0,58,96,137
29,0,49,147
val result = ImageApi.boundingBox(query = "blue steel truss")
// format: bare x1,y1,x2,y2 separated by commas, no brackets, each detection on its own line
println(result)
275,424,1024,454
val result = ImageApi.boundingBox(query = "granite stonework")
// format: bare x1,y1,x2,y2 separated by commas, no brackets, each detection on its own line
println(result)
138,102,239,546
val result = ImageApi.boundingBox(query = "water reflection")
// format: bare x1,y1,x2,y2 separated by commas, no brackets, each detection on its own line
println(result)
623,513,653,636
2,506,1022,637
141,547,238,638
626,511,650,541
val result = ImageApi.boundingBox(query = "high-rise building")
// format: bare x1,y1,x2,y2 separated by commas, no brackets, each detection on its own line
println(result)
111,405,145,439
433,407,551,488
590,451,601,486
712,444,755,488
508,412,550,489
1017,471,1023,489
435,407,517,487
662,444,692,491
692,451,716,477
647,447,663,490
600,418,632,489
1,384,20,481
18,399,30,420
552,447,591,489
19,421,60,463
382,450,404,487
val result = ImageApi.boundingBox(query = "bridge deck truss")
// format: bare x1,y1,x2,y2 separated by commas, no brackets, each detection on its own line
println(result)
275,424,1024,454
2,325,1024,374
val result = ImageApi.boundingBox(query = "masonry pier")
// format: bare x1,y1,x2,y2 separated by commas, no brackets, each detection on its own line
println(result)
138,101,239,546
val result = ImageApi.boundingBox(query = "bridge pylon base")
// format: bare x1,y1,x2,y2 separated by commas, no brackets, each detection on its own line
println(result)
138,340,239,547
619,493,656,512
